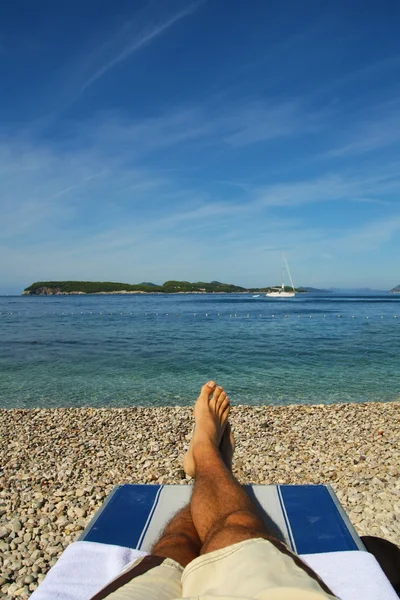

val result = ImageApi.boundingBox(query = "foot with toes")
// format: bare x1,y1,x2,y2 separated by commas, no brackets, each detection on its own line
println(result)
183,381,234,478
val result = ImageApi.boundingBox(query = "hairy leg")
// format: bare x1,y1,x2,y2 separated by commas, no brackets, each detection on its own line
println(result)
191,443,267,551
151,381,232,569
151,504,201,568
187,382,333,595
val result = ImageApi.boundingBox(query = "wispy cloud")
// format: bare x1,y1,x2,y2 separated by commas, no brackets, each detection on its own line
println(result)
70,96,328,159
256,166,400,208
324,99,400,157
315,54,400,98
2,115,400,248
336,215,400,250
222,100,326,146
78,2,201,96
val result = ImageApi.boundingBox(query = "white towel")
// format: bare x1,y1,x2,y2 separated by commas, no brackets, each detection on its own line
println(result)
31,541,398,600
30,542,146,600
302,550,398,600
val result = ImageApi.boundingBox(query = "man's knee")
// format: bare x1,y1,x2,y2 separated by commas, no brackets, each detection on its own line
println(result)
153,532,196,552
152,532,199,568
202,510,265,552
221,509,263,532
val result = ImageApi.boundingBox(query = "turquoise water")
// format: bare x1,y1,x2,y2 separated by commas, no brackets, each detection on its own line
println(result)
0,294,399,408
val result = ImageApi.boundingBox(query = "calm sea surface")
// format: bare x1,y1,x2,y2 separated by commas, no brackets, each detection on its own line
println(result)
0,293,399,408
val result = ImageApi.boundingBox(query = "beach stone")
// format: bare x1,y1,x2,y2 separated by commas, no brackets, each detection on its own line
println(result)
6,582,19,595
11,519,22,533
14,586,29,596
74,507,87,518
46,545,61,557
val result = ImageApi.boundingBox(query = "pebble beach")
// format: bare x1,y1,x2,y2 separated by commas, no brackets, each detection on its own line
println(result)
1,402,400,599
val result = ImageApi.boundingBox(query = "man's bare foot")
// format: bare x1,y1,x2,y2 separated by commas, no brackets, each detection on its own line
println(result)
183,381,230,478
220,422,235,471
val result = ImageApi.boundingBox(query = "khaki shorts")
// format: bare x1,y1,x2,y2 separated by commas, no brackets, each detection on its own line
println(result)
92,538,337,600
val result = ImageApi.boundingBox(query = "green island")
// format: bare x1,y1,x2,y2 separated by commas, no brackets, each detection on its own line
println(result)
23,280,308,295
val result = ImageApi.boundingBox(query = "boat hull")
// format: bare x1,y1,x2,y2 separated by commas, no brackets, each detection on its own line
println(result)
265,292,295,298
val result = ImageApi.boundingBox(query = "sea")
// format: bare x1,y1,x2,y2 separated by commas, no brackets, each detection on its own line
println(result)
0,293,399,409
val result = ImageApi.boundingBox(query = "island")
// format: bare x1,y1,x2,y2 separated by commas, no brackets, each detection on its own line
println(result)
23,280,309,295
390,284,400,293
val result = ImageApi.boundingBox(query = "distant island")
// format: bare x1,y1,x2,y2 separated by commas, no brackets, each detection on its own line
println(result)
390,284,400,293
296,287,333,294
23,280,310,295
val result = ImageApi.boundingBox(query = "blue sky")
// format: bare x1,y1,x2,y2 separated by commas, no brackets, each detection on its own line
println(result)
1,0,400,293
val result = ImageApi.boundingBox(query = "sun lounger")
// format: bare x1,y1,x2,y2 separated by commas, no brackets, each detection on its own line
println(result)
79,483,366,554
32,484,400,600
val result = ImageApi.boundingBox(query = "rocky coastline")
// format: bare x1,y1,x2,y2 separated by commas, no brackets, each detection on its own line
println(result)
22,288,150,295
1,402,399,598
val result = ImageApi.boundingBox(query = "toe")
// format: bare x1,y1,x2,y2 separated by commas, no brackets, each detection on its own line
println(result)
220,394,229,411
217,391,227,417
210,385,222,411
221,405,230,426
199,381,216,400
221,399,230,421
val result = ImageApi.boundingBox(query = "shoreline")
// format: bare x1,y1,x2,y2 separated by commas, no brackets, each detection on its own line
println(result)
1,402,400,597
22,290,264,295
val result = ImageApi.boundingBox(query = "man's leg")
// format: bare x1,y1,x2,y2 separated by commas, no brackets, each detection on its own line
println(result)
151,504,201,568
185,381,334,596
90,384,220,600
92,506,200,600
151,380,223,568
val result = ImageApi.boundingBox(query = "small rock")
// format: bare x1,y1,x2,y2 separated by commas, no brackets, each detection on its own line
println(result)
46,546,61,557
11,519,22,533
14,585,28,596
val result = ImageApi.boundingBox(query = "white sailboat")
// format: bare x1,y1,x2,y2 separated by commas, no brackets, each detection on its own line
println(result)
266,253,296,298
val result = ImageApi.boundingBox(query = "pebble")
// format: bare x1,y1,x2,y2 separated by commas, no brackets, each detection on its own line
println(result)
11,519,22,533
1,402,400,599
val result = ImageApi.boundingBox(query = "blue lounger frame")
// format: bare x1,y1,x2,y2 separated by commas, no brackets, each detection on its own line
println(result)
79,484,366,555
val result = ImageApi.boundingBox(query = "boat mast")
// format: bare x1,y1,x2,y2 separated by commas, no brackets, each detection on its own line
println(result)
284,254,295,292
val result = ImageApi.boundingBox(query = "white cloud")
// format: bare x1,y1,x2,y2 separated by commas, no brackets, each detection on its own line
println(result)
78,3,201,96
324,100,400,157
223,101,326,147
336,215,400,250
256,166,400,208
67,95,330,160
